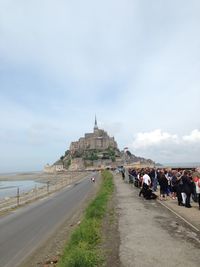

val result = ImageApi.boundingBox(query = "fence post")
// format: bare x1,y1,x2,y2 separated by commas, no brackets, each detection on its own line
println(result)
35,184,37,199
17,187,20,206
47,181,50,194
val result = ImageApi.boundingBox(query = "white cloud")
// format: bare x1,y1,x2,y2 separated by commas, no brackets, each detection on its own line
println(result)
132,129,179,149
183,129,200,142
130,129,200,163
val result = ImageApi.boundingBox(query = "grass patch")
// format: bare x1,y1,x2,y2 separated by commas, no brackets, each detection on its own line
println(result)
58,170,114,267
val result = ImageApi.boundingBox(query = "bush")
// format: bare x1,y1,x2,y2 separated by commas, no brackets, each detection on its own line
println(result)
62,241,100,267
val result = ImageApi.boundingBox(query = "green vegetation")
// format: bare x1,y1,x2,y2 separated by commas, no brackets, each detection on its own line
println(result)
72,150,83,158
58,170,114,267
65,150,70,157
82,147,116,162
83,150,99,161
102,147,116,162
64,159,71,169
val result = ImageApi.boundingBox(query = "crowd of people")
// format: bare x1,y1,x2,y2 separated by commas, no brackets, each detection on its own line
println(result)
127,167,200,210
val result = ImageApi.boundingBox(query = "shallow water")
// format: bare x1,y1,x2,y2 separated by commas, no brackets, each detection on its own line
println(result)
0,180,44,199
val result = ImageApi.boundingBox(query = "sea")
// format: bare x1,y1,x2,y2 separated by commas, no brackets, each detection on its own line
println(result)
0,180,44,199
161,162,200,168
0,171,44,200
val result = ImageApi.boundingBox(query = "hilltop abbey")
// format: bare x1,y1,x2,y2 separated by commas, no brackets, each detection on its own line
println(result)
44,117,121,172
44,117,154,172
70,116,118,155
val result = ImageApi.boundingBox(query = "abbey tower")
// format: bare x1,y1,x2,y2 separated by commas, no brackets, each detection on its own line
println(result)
69,117,118,156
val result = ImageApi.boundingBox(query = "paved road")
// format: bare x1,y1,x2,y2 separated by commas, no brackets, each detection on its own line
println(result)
115,174,200,267
0,173,98,267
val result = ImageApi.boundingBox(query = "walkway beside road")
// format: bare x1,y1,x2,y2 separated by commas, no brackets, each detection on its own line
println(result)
114,173,200,267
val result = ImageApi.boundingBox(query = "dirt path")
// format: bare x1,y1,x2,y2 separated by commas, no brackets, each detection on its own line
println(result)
100,184,121,267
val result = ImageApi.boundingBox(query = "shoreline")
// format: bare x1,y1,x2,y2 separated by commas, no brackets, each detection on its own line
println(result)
0,172,69,183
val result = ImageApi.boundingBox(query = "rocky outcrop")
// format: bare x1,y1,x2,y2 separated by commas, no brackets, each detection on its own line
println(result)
122,150,155,167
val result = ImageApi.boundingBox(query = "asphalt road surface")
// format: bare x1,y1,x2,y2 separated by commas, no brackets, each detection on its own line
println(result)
0,173,98,267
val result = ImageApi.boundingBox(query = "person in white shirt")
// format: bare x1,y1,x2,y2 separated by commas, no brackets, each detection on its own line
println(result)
142,174,151,186
139,172,151,197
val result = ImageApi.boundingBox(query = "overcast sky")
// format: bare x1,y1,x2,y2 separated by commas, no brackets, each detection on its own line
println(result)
0,0,200,172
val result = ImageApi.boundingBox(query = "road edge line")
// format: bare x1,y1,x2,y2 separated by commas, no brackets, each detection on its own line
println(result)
158,200,200,232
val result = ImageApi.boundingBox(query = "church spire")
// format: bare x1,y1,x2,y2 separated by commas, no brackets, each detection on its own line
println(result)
94,115,98,131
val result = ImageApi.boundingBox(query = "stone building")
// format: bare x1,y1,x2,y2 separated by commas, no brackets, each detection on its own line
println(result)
70,117,118,155
43,160,64,173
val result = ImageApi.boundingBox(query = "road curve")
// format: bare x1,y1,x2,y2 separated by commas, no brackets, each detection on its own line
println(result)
0,173,98,267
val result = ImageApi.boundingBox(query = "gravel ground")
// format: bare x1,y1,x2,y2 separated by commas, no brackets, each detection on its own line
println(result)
100,185,121,267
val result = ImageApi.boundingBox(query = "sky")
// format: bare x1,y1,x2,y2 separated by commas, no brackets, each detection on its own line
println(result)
0,0,200,172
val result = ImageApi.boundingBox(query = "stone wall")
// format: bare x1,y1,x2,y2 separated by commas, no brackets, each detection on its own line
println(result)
69,127,118,153
69,158,85,171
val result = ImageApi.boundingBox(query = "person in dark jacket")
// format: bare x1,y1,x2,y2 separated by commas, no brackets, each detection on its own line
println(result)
182,171,194,208
171,171,178,199
158,170,168,200
174,172,184,206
